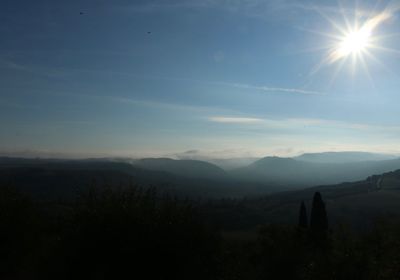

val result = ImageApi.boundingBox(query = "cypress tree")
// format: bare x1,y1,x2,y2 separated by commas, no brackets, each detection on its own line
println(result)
310,192,328,232
298,201,308,228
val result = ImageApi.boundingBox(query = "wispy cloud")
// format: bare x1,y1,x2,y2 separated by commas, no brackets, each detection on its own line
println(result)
117,0,400,31
209,116,263,124
214,82,326,95
4,58,324,98
0,58,67,78
208,115,400,135
117,1,211,13
111,96,224,113
115,0,313,21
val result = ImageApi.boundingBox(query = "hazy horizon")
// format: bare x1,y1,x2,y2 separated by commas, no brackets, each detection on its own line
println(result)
1,148,399,160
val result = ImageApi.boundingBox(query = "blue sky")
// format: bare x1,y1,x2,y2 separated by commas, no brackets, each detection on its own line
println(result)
1,0,400,158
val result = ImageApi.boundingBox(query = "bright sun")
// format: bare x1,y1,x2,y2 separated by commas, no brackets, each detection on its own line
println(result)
308,4,399,85
338,28,371,56
325,10,393,65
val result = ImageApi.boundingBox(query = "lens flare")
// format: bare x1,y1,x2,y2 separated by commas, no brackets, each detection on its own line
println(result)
327,10,392,64
338,29,371,56
305,1,400,86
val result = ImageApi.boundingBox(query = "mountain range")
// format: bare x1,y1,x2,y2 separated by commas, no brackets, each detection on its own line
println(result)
1,151,400,200
203,168,400,230
231,154,400,187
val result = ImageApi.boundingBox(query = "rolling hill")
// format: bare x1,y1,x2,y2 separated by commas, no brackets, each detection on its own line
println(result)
0,158,276,200
295,151,397,163
202,169,400,231
132,158,228,179
231,155,400,188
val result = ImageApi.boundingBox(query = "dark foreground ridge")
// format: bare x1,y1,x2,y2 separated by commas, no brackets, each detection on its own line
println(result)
2,184,400,280
3,157,400,279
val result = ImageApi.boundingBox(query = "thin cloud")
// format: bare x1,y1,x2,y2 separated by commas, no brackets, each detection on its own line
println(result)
1,59,326,97
208,115,400,135
215,82,326,95
115,0,315,21
112,96,230,113
0,58,68,78
209,116,264,124
118,1,211,13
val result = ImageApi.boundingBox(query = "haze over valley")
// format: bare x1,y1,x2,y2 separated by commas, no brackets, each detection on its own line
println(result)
3,0,400,278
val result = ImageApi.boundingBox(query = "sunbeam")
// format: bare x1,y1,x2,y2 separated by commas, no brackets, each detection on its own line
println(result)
307,2,400,85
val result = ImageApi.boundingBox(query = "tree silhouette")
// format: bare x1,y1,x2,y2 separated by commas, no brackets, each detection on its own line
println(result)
310,192,328,232
298,201,308,228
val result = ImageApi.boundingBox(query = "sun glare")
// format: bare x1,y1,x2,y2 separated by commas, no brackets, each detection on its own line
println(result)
309,4,400,82
338,28,371,56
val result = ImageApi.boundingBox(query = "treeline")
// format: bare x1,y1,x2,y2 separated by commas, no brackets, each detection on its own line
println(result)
0,185,220,279
225,193,400,279
2,186,400,279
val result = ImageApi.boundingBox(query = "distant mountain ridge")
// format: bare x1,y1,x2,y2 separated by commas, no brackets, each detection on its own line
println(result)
200,157,259,170
295,151,398,163
0,157,271,200
203,168,400,230
133,158,227,179
2,152,400,200
232,155,400,188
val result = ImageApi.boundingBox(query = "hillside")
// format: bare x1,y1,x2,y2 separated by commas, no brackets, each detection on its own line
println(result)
295,151,398,163
203,169,400,230
133,158,227,179
231,156,400,188
0,158,277,200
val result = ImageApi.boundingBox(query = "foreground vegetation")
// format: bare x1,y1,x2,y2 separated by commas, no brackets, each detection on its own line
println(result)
2,185,400,279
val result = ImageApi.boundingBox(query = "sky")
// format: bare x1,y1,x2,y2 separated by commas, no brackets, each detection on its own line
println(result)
1,0,400,158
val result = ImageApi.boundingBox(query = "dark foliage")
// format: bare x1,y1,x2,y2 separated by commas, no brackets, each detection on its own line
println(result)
298,201,308,228
310,192,328,232
0,187,39,277
0,185,220,280
3,185,400,279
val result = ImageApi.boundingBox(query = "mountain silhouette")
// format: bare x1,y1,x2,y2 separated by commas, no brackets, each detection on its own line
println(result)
133,158,227,179
232,155,400,188
295,151,397,163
